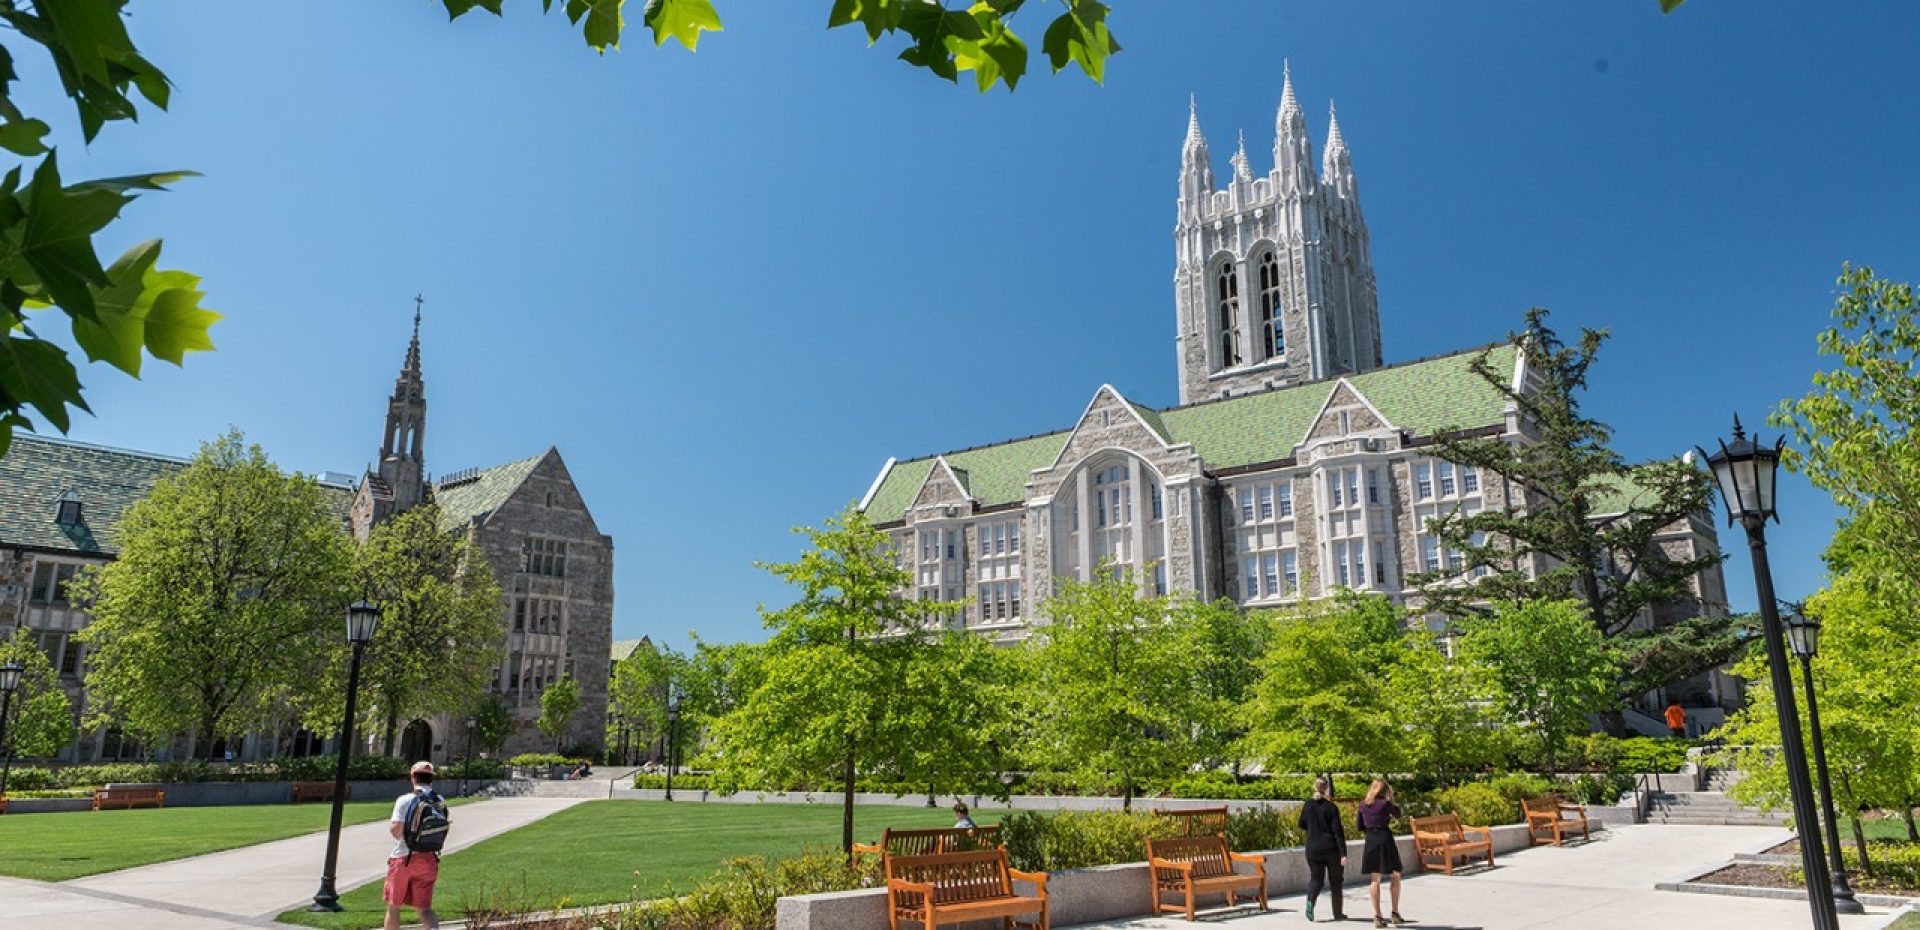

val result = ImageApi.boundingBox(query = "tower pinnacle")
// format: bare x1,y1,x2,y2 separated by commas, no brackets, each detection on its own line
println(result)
1232,130,1252,183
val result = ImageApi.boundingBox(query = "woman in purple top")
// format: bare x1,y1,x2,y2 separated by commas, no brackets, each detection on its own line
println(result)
1356,778,1407,928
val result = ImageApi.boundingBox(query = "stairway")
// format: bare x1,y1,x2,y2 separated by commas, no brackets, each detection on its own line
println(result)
1645,789,1786,826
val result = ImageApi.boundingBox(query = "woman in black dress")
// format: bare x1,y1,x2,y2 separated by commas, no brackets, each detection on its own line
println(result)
1296,776,1347,922
1355,778,1407,928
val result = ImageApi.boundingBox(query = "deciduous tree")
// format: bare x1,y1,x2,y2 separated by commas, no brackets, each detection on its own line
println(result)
1457,599,1616,774
1174,596,1273,774
1383,633,1506,783
0,629,76,759
341,503,504,755
75,432,352,759
538,675,583,754
703,505,952,852
1239,593,1404,779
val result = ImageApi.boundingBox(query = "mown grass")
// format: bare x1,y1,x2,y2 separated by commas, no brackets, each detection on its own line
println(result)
0,799,438,881
275,800,999,930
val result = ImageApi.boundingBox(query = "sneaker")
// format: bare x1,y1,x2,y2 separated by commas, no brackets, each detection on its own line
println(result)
1391,913,1408,926
1305,900,1316,922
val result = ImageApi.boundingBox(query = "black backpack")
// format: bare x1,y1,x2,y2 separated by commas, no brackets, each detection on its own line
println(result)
402,788,451,857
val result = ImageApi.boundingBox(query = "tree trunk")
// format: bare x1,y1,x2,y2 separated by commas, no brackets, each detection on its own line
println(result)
1837,770,1872,877
384,706,400,757
1905,805,1918,842
841,745,856,856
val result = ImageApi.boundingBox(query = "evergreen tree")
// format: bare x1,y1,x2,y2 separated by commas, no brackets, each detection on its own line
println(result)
1410,309,1732,718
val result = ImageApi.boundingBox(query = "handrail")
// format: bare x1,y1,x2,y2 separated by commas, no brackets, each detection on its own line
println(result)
1633,773,1654,824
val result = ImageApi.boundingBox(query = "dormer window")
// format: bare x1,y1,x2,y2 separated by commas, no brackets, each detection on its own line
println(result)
55,491,82,526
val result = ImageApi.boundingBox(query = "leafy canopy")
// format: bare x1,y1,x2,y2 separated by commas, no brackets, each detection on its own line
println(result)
0,628,77,759
74,431,353,758
1457,599,1617,773
1239,592,1405,777
538,675,584,752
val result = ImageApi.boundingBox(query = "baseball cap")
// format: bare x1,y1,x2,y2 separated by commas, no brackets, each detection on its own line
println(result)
410,761,435,775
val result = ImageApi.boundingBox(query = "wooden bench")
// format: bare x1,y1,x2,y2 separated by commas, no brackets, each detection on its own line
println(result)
1523,794,1589,846
1153,806,1229,837
1146,834,1268,921
290,781,350,803
854,825,1003,860
885,847,1049,930
0,794,8,816
1410,813,1494,875
93,786,165,811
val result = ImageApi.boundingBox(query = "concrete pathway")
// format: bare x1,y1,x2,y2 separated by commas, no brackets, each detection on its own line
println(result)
1071,824,1901,929
0,796,584,930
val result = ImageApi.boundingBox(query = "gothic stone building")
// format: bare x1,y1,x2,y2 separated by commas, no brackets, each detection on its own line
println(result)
856,69,1736,724
0,315,614,762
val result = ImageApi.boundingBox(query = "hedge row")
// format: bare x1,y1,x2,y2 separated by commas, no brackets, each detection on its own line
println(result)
2,755,505,790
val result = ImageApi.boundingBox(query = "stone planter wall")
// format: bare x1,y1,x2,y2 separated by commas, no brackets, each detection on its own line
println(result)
1,779,501,813
775,821,1578,930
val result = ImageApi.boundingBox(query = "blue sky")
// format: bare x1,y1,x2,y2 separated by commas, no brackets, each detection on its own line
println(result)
16,2,1919,649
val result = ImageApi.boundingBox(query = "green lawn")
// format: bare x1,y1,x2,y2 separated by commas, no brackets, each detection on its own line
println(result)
1887,912,1920,930
0,799,431,881
276,800,999,930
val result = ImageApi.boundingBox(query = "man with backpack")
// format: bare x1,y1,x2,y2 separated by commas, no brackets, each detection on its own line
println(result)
385,761,451,930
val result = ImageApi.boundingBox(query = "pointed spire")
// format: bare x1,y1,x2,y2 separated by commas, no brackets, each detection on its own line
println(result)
1180,94,1215,211
1274,61,1314,194
1232,130,1252,182
404,294,424,376
1325,102,1347,159
1185,93,1202,145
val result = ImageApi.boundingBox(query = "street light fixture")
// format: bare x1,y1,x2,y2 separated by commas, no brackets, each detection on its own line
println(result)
463,715,477,798
664,690,681,802
309,599,382,912
1787,611,1863,914
1699,417,1839,930
0,661,23,804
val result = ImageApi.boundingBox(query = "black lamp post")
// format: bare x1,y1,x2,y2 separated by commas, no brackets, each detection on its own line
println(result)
0,661,23,803
462,715,476,798
1699,417,1838,930
664,691,681,802
1787,612,1864,914
309,599,381,912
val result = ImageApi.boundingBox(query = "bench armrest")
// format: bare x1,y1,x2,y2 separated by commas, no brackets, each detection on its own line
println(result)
1227,851,1265,866
850,842,882,856
1008,868,1049,890
887,878,935,897
1462,825,1493,842
1149,857,1193,873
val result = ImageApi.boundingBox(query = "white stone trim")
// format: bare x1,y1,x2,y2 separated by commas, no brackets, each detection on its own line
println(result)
857,457,895,512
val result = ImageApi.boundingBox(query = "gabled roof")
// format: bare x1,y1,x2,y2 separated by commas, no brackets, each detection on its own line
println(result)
0,434,355,556
610,637,653,663
860,343,1516,525
433,452,546,531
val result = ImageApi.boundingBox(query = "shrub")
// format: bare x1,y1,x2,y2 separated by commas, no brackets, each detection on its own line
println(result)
1164,773,1318,801
507,753,576,768
631,773,712,791
1001,809,1184,871
1566,772,1634,806
1486,773,1554,806
441,758,506,779
617,847,880,930
1612,737,1693,774
1225,805,1305,851
1431,783,1518,826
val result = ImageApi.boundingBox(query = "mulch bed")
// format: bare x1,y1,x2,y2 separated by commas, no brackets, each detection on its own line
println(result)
1699,863,1920,898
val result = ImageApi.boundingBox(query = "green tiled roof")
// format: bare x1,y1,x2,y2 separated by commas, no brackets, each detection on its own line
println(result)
862,344,1516,525
610,637,653,663
0,434,356,556
434,453,545,531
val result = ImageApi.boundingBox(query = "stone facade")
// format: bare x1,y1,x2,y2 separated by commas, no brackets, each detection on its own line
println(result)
0,313,616,763
856,66,1734,714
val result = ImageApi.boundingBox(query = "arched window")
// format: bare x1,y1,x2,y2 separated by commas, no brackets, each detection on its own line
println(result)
1215,262,1242,366
1053,455,1169,587
1258,250,1284,360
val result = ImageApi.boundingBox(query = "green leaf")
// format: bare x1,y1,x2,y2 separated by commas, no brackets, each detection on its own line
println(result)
1041,0,1120,83
0,118,49,156
644,0,722,51
68,238,163,375
0,333,88,432
17,153,132,322
70,170,200,194
959,2,1027,92
828,0,904,43
1660,0,1686,11
140,269,220,365
443,0,507,16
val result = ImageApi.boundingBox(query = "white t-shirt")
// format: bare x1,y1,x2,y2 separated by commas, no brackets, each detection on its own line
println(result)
390,792,419,860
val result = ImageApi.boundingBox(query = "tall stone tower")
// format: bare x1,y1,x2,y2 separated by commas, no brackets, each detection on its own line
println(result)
1173,65,1383,405
350,300,429,539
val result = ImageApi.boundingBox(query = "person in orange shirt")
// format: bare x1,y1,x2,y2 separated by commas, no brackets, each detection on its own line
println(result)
1664,702,1687,738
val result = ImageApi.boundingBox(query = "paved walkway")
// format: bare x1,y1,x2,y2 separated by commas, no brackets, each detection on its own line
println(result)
0,796,584,930
1072,824,1902,929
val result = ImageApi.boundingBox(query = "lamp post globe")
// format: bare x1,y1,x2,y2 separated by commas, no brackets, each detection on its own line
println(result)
309,599,382,911
1698,417,1843,929
0,660,22,801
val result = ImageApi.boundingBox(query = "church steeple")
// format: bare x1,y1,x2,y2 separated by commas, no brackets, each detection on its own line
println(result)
1322,102,1356,198
1179,95,1215,219
352,297,429,539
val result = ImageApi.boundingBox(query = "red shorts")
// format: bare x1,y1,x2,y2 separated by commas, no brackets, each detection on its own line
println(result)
384,854,439,909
